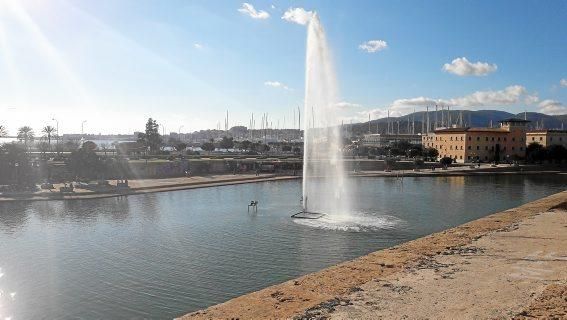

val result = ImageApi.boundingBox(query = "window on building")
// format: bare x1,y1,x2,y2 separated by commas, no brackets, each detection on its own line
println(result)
485,146,488,150
491,137,494,141
512,137,515,142
512,146,515,151
477,137,480,141
450,146,452,150
450,137,453,141
460,146,463,150
485,137,488,141
484,156,488,160
461,137,463,141
468,156,471,160
468,137,471,141
460,155,462,159
497,137,500,141
491,146,494,151
503,147,506,151
540,137,543,141
520,147,524,151
476,146,480,150
468,146,471,150
504,137,507,141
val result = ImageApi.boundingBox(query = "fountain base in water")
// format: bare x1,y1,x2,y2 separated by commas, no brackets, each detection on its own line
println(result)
291,211,326,219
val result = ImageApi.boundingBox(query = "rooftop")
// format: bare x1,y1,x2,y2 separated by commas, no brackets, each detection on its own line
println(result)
526,129,567,134
434,127,508,133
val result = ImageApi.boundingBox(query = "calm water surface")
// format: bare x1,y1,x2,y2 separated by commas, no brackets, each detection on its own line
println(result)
0,175,565,319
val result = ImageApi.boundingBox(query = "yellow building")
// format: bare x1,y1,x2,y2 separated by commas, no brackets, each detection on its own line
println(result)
422,118,529,163
526,130,567,148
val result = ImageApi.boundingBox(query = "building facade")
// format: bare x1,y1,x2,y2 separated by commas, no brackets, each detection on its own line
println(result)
362,133,422,148
422,119,529,163
526,130,567,148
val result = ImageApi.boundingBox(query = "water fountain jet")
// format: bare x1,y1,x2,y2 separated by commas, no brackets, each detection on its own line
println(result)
292,13,352,219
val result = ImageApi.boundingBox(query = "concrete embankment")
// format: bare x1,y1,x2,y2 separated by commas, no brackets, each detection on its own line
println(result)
0,174,300,202
0,167,564,202
180,190,567,320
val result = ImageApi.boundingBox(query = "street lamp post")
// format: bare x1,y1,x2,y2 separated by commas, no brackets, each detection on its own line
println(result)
52,118,59,154
81,120,87,136
178,125,184,143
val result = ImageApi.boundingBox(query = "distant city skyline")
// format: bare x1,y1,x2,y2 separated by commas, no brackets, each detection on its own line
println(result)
0,0,565,135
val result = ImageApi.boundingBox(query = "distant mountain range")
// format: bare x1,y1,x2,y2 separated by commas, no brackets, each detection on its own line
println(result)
348,110,567,136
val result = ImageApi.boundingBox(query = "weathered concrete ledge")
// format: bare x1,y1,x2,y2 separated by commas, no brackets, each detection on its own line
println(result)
179,190,567,319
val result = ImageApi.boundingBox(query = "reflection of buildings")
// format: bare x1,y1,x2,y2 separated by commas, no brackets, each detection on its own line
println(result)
526,130,567,148
422,118,530,163
362,134,422,148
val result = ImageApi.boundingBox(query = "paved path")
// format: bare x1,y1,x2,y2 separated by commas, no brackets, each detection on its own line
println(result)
0,174,299,202
328,207,567,319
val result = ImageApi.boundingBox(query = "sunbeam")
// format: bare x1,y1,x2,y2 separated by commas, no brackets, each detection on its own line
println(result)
5,1,96,110
0,18,25,96
64,0,243,108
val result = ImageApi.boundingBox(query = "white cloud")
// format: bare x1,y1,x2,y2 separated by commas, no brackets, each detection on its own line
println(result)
560,78,567,87
193,43,204,50
389,85,539,111
447,85,532,107
281,7,314,25
264,81,290,90
343,85,546,123
524,94,540,105
335,101,361,110
271,4,276,9
366,108,393,119
392,97,440,107
238,3,270,19
538,99,566,115
359,40,388,53
442,57,497,76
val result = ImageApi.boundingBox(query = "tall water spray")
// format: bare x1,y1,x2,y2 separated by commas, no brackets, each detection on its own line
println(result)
302,13,351,216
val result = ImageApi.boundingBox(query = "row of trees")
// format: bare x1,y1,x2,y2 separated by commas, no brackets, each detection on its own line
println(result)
526,142,567,163
359,141,439,161
200,137,273,154
0,124,58,149
0,143,36,188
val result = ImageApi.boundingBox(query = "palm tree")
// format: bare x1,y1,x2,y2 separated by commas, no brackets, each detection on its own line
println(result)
17,126,35,148
0,125,7,137
42,125,56,151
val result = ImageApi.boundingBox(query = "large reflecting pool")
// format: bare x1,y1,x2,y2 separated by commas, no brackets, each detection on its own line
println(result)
0,175,565,319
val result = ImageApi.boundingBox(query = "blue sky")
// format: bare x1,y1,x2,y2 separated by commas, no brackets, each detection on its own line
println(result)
0,0,565,134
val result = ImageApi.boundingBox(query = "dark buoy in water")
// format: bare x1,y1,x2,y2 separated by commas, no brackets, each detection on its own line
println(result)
291,196,326,219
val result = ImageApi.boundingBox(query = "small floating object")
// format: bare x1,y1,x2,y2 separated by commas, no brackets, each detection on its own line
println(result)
248,200,258,212
291,196,325,219
291,211,326,219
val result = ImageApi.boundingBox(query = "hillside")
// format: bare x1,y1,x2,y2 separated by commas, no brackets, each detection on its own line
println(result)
347,110,566,136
